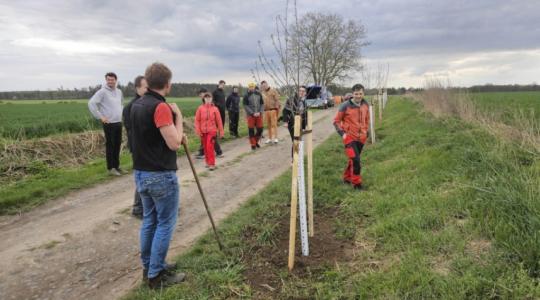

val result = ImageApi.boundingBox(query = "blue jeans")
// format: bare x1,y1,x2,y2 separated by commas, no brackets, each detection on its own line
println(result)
134,170,180,279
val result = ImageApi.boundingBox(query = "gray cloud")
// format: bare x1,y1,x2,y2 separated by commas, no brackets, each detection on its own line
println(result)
0,0,538,91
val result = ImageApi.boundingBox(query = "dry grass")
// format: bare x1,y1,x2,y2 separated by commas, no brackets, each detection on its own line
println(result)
414,77,540,154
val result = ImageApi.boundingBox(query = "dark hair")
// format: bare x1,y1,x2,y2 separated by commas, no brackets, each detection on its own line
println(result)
219,80,226,84
352,84,364,92
145,62,172,90
134,75,145,88
299,85,307,91
105,72,117,80
203,92,212,98
198,88,208,94
260,80,267,85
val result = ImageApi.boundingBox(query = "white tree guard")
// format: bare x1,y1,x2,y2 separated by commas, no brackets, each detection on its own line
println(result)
297,140,309,256
369,105,376,144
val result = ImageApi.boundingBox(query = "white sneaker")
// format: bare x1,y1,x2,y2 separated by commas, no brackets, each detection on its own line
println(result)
264,139,272,144
273,139,279,144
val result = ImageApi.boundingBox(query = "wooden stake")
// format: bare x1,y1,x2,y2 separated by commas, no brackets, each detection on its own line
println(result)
288,115,301,271
306,111,314,237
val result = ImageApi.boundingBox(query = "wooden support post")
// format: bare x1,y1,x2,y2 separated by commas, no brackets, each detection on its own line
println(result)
306,111,314,237
378,90,383,120
369,104,376,144
288,116,301,271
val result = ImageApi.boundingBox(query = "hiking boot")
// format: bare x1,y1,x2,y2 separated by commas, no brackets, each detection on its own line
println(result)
216,153,224,158
353,184,363,190
209,165,216,171
116,168,127,175
132,211,143,219
256,143,261,148
148,270,186,289
108,169,121,176
195,154,204,159
251,146,257,151
143,262,178,283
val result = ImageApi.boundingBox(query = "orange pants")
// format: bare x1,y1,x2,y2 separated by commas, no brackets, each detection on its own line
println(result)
201,132,217,166
264,110,278,139
247,115,263,147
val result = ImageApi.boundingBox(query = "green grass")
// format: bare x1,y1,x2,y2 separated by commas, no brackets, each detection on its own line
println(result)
0,97,201,139
125,98,540,299
471,91,540,124
0,113,250,215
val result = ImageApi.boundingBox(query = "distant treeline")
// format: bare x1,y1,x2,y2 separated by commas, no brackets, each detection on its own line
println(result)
0,82,223,100
1,83,538,100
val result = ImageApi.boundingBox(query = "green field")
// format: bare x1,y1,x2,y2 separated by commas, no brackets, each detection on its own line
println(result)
471,91,540,124
126,99,539,299
0,97,201,139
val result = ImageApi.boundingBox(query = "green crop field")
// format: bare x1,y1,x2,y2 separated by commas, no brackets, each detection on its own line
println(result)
0,97,202,139
471,91,540,124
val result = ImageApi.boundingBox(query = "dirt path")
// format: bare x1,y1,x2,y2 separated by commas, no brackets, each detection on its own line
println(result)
0,108,336,300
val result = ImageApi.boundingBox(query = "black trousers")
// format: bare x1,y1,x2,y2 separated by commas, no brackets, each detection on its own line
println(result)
103,122,122,170
218,106,226,127
229,111,239,136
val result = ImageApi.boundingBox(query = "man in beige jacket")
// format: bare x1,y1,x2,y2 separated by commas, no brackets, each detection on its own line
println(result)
261,80,281,144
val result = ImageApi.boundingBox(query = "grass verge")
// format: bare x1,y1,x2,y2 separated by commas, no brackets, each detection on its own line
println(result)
126,98,539,299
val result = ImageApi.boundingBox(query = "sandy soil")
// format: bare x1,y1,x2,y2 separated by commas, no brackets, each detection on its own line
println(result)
0,108,336,300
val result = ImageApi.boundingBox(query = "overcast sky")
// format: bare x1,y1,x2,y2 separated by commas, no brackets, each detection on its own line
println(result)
0,0,539,91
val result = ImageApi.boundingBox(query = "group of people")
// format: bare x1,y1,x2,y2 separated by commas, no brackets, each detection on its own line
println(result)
87,62,369,289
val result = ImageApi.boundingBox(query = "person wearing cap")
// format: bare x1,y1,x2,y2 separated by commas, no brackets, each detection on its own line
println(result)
195,88,223,159
243,83,264,150
261,80,281,144
195,93,224,170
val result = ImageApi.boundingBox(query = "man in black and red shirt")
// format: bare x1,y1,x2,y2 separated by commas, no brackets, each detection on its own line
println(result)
130,62,186,289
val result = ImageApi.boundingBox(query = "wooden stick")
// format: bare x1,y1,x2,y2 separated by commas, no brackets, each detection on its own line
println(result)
288,115,301,271
306,111,314,237
182,142,224,251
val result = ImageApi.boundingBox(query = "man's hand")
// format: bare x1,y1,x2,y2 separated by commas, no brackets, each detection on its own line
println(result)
181,135,188,145
342,133,347,140
254,112,260,117
101,117,109,124
169,103,182,118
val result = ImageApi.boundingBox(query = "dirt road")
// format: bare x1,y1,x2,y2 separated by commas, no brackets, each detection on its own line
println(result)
0,108,336,300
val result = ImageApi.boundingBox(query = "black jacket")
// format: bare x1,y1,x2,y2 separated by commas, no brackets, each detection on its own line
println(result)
212,87,226,109
225,92,240,112
122,94,141,152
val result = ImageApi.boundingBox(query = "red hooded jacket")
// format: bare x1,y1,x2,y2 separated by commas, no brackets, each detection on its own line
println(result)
195,103,224,137
333,99,370,144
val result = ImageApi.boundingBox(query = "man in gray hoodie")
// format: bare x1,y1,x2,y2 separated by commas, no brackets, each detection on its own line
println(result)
88,72,124,176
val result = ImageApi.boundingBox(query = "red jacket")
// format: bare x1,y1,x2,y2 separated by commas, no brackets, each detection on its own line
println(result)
195,103,224,137
333,99,370,144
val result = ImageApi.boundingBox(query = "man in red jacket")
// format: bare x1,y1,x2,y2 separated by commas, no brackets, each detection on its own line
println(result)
333,84,370,189
195,92,224,170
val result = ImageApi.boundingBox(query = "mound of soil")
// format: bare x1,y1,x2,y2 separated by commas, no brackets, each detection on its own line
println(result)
242,207,355,297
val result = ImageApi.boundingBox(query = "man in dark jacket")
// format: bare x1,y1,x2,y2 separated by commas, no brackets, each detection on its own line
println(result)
226,86,241,137
122,75,147,218
243,82,264,150
212,80,227,128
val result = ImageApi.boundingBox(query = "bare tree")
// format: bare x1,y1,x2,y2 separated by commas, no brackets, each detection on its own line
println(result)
252,0,302,101
290,12,368,86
